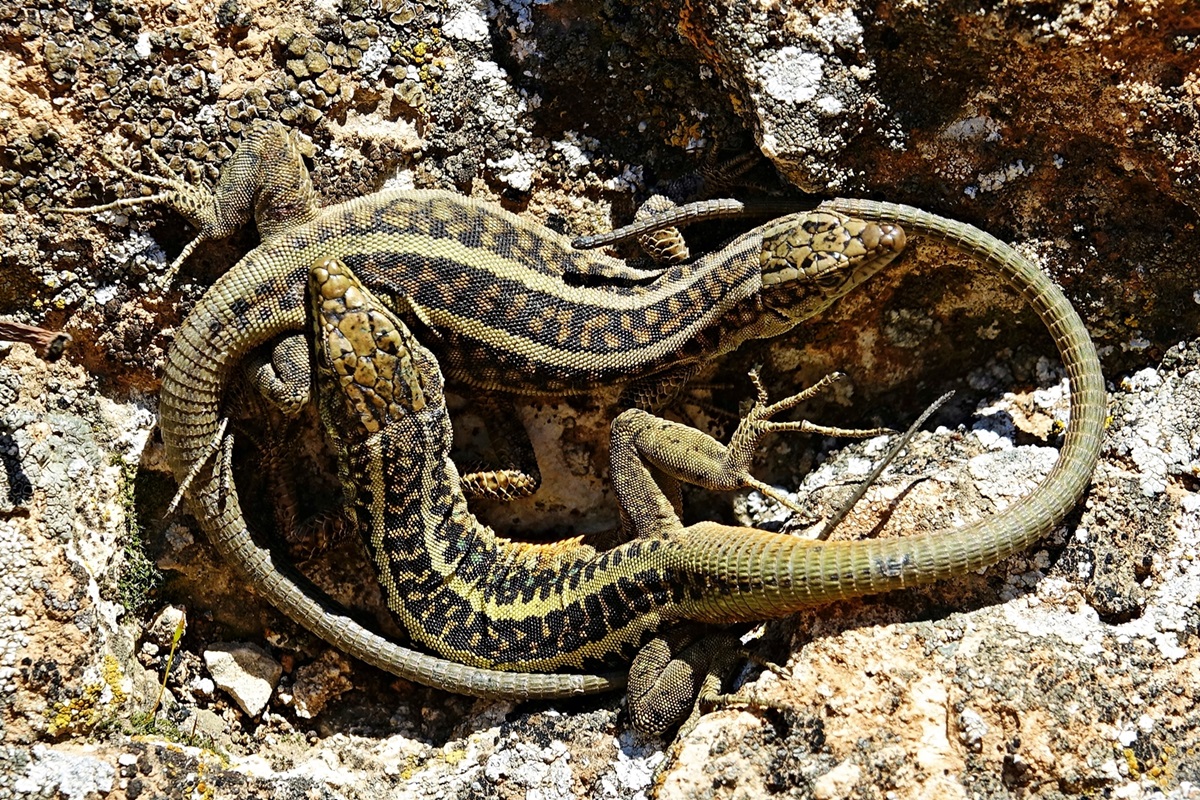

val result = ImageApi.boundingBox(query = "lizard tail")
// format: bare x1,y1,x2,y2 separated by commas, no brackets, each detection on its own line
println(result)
669,200,1106,622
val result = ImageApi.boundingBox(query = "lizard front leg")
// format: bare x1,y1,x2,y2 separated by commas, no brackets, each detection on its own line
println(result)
610,373,886,734
610,370,892,540
244,334,312,417
54,121,319,278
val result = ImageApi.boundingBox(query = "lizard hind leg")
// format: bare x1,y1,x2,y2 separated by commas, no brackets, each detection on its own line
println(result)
53,149,221,280
632,150,765,267
609,369,896,539
628,626,747,738
53,122,320,280
52,148,215,218
633,194,692,266
633,625,793,794
456,393,543,500
631,623,793,755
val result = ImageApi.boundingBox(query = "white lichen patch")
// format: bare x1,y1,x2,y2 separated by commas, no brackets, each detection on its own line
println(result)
484,737,574,798
552,131,598,174
597,730,661,798
487,151,538,192
0,518,34,696
815,94,845,115
968,446,1058,504
812,8,865,51
755,47,824,104
442,0,490,42
943,115,1002,142
1112,366,1200,497
15,745,115,800
469,59,522,120
358,40,391,79
965,160,1036,197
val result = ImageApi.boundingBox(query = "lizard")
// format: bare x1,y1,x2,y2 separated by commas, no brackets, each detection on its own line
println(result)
59,122,905,500
60,120,1104,711
309,227,1104,734
56,122,909,698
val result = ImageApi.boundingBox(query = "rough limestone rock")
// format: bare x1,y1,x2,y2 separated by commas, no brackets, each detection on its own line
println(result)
1,0,1197,797
203,642,282,718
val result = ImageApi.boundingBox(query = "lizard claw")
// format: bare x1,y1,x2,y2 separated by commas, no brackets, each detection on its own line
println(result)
166,417,229,516
53,147,218,282
728,370,881,456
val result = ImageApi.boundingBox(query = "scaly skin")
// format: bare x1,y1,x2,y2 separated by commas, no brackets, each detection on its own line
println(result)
67,123,1102,706
588,198,1106,586
310,219,1104,730
582,197,1105,627
86,123,902,698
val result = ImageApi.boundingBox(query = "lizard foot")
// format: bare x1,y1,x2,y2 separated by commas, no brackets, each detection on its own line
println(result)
722,370,894,514
54,148,219,280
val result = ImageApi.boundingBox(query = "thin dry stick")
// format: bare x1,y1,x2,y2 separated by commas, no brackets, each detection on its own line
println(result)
816,390,955,541
0,320,72,361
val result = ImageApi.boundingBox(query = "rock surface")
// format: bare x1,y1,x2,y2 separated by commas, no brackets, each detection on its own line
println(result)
203,642,282,718
1,0,1198,798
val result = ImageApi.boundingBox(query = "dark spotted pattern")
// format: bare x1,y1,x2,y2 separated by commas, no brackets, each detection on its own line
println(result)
158,123,957,701
336,208,772,391
236,189,896,399
155,120,1103,702
312,264,706,670
339,405,692,670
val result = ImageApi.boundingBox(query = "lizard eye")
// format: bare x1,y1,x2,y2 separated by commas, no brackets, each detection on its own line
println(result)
814,271,846,290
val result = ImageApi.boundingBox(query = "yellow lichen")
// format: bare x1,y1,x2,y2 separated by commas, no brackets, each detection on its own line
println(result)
46,682,105,736
666,118,706,150
442,746,467,766
45,655,128,736
102,654,128,707
397,754,420,781
193,760,216,800
1122,747,1139,779
1144,745,1176,789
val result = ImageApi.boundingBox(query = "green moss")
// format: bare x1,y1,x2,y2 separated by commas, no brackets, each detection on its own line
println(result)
116,460,162,614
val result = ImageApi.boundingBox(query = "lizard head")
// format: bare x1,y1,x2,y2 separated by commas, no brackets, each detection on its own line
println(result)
310,257,445,434
758,210,906,321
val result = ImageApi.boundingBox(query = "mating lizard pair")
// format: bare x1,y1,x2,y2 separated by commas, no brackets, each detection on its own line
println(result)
60,122,1105,730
